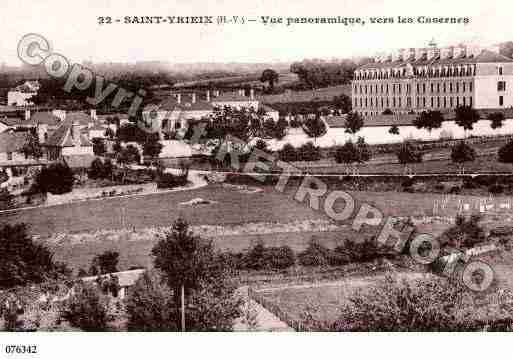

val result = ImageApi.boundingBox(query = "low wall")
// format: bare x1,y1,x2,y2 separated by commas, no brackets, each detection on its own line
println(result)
46,183,157,206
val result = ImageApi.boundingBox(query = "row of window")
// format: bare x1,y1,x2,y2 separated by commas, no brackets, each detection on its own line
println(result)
354,65,478,80
354,81,474,95
353,96,474,109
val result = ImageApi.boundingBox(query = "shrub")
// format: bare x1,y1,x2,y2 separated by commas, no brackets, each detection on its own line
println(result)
297,142,322,162
244,244,295,270
157,173,188,189
60,282,109,331
124,271,177,331
382,108,393,115
298,240,331,267
278,143,297,162
90,250,120,275
333,275,494,331
498,140,513,164
489,183,504,194
34,162,74,194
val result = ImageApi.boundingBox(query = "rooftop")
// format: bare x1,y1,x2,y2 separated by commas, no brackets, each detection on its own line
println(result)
0,132,28,153
358,49,513,70
45,121,92,147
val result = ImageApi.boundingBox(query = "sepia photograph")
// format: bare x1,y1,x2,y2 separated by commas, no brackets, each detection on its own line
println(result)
1,0,513,357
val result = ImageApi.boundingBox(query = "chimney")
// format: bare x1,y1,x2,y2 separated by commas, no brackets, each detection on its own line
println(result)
71,122,81,146
250,88,255,100
90,109,97,120
176,93,181,104
191,93,196,103
24,109,30,121
206,90,210,102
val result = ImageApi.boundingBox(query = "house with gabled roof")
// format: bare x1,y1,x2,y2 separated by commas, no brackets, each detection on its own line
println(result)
44,120,94,169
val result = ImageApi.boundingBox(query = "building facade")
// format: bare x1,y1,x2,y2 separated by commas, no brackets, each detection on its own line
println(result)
352,45,513,117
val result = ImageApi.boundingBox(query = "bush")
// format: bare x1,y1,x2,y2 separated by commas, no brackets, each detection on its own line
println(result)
489,183,504,194
297,142,322,162
332,275,490,331
297,240,331,267
244,243,295,270
278,143,297,162
60,282,109,331
498,140,513,164
124,271,177,331
382,108,393,115
34,162,74,194
156,172,188,189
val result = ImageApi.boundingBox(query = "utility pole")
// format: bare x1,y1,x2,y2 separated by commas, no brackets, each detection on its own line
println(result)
181,284,185,332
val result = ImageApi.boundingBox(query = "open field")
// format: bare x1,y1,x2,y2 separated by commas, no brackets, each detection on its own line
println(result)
258,84,350,104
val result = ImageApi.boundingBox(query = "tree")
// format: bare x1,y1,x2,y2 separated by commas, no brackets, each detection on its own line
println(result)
92,138,106,156
125,271,177,331
60,282,109,331
413,110,443,133
297,142,322,162
0,223,69,289
21,131,43,159
260,69,279,91
344,112,364,139
332,93,352,114
455,106,480,137
439,214,486,248
34,162,74,194
90,250,119,275
451,141,476,173
396,141,423,174
302,114,327,143
488,112,505,130
278,143,297,162
116,145,140,183
151,218,241,331
498,140,513,163
389,125,400,135
142,133,163,160
335,140,359,173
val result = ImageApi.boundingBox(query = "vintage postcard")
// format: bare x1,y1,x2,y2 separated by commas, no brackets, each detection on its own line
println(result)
1,0,513,357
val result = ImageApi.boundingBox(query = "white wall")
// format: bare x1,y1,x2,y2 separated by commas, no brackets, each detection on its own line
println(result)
265,118,513,150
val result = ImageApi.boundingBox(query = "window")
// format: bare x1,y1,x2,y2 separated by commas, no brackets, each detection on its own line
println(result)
423,83,426,93
499,66,503,75
498,81,506,91
431,84,434,93
443,83,447,93
444,97,447,108
500,95,504,106
431,98,434,107
7,152,12,161
463,83,466,92
450,83,453,92
469,82,473,91
437,83,440,93
450,97,453,107
456,83,459,93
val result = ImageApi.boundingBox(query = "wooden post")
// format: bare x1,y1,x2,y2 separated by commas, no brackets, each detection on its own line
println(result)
181,284,185,332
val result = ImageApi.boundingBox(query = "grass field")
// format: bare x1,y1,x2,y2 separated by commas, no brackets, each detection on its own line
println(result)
258,84,350,104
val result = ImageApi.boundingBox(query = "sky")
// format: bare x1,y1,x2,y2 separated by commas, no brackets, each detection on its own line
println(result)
2,0,513,65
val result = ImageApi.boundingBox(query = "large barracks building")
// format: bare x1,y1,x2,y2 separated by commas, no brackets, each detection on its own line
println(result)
352,42,513,117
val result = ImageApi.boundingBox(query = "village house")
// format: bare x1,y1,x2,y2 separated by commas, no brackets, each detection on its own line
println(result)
7,80,40,107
